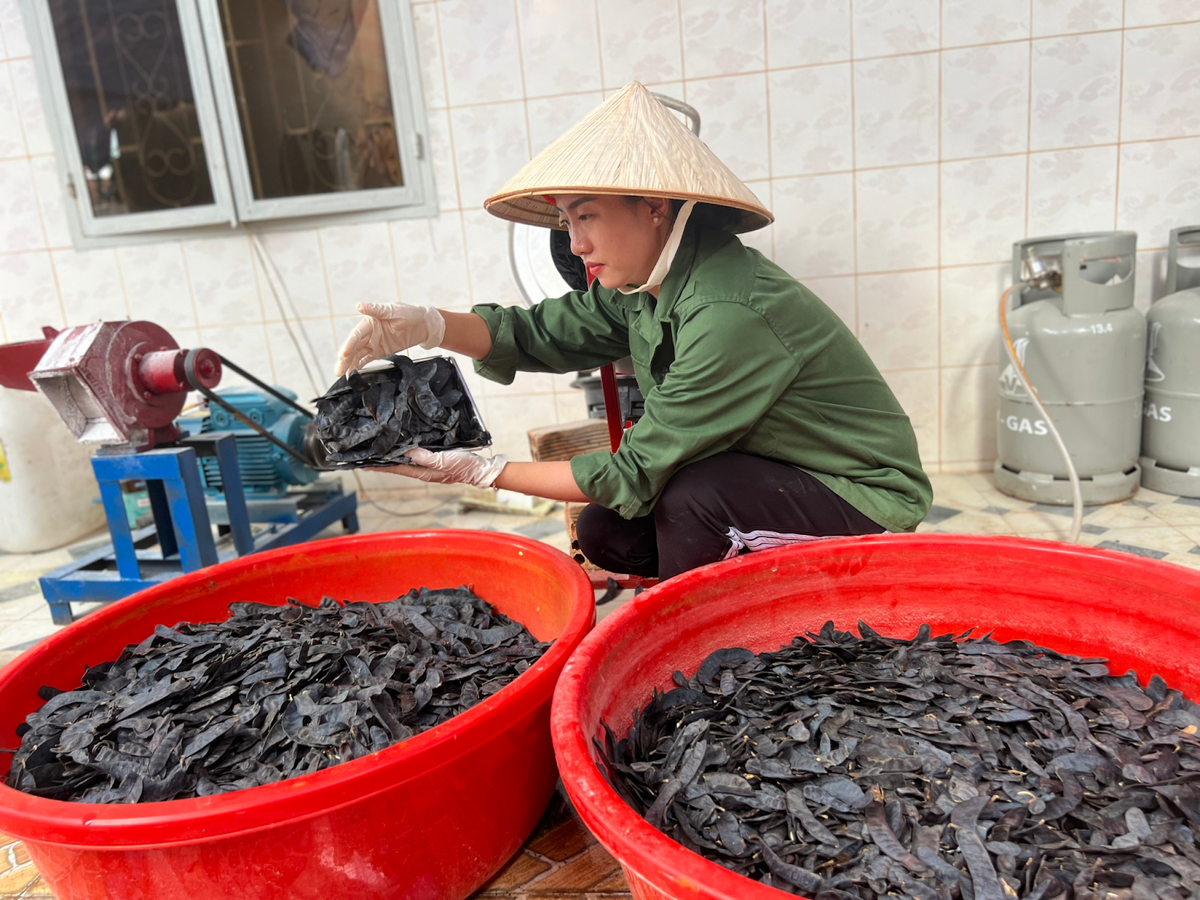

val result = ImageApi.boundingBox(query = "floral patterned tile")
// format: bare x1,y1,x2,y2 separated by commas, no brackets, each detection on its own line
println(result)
927,473,992,512
923,477,1200,559
1020,526,1200,561
1148,497,1200,528
917,509,1017,535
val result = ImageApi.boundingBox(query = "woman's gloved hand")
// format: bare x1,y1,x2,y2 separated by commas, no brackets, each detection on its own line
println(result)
334,302,447,376
391,448,508,488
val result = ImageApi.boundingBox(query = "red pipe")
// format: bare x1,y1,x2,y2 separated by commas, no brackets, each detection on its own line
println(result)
585,270,624,453
599,364,623,452
0,328,58,391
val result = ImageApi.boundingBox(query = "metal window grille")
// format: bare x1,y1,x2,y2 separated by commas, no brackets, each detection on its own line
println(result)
19,0,436,246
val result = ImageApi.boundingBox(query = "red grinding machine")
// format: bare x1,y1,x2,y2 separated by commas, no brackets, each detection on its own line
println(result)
0,321,356,624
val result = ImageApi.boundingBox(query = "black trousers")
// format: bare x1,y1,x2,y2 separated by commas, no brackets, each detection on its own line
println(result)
575,452,886,581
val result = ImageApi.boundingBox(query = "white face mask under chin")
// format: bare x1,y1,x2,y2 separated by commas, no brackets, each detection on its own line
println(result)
618,199,697,295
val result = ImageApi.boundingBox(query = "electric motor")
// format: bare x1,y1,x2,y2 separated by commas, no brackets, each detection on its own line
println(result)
177,387,319,498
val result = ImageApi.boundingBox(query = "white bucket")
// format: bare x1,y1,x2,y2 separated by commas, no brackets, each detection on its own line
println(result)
0,388,106,553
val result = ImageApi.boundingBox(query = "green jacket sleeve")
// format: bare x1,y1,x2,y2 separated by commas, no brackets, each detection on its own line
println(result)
571,302,801,518
471,288,632,385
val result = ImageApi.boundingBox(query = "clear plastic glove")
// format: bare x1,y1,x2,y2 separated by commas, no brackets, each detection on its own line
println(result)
334,302,447,376
392,448,508,488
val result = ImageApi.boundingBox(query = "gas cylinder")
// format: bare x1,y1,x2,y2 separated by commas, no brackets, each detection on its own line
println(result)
995,232,1145,505
1140,225,1200,497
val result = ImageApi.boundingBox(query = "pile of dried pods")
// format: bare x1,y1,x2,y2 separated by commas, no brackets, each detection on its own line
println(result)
600,621,1200,900
315,355,490,467
7,587,547,803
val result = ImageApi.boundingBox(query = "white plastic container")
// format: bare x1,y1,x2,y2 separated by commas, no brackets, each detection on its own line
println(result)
0,388,106,553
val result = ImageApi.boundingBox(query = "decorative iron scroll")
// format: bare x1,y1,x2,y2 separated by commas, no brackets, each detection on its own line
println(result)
112,5,203,207
51,0,213,216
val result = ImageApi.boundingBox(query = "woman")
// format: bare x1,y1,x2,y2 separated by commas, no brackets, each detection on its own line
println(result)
335,82,932,579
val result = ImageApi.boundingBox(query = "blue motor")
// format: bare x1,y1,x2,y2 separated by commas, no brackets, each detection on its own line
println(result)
177,387,319,498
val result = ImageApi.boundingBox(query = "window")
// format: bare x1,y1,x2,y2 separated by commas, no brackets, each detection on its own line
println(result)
20,0,435,245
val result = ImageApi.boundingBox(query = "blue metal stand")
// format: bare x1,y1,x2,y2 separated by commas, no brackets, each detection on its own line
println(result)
40,434,358,625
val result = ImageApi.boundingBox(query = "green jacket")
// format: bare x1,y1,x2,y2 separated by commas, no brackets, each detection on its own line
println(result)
472,225,932,532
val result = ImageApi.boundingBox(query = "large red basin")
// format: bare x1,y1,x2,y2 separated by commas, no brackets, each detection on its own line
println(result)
0,530,594,900
551,533,1200,900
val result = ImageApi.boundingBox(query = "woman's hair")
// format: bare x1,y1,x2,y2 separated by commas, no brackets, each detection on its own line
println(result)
549,228,587,291
551,197,743,291
620,196,742,232
670,199,741,232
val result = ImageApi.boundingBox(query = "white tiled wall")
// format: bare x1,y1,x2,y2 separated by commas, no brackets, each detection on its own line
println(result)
2,0,1200,478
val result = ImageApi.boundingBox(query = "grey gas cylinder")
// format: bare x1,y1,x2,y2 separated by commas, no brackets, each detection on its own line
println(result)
1140,225,1200,497
995,232,1145,505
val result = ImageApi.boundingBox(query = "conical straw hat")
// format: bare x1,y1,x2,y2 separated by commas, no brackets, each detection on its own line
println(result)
484,82,772,234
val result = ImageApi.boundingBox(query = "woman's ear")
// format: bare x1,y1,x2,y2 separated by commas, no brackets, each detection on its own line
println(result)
643,196,672,225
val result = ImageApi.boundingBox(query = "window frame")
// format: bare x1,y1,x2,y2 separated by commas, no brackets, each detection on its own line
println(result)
197,0,432,223
22,0,239,237
19,0,438,248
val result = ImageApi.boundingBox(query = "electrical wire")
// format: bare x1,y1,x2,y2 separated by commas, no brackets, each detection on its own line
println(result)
248,230,324,401
999,283,1083,543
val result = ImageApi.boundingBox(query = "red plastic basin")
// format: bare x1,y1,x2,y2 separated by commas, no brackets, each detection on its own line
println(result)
0,530,594,900
551,533,1200,900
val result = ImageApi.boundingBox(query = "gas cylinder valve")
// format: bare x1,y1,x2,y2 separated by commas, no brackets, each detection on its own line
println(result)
1021,247,1062,293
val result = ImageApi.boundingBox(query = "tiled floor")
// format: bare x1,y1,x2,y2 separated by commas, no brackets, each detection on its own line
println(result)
1,472,1199,898
913,472,1200,569
4,473,1198,666
0,487,577,668
474,792,631,899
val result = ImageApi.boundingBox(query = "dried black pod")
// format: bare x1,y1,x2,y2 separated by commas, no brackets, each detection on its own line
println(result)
600,621,1200,899
314,355,490,468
